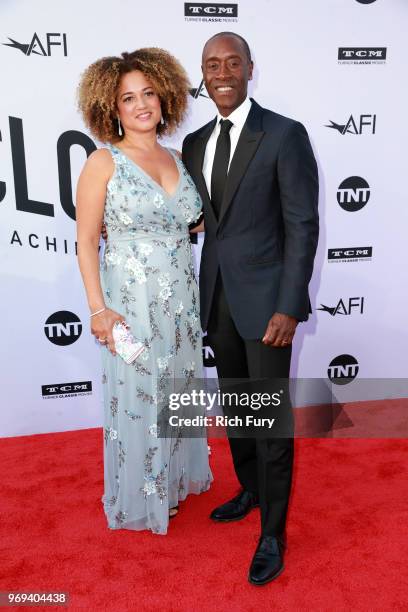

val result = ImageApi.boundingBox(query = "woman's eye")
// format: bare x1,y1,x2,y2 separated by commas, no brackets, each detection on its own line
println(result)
145,91,154,97
124,96,133,103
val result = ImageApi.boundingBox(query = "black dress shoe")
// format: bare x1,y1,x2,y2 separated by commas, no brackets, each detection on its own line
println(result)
248,535,285,586
210,490,259,522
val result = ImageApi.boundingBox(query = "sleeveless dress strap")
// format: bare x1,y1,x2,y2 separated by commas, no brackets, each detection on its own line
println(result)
104,144,129,176
166,146,181,161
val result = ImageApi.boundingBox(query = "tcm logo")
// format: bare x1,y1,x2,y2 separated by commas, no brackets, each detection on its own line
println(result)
326,114,376,135
338,47,386,63
189,79,209,99
318,297,364,317
44,311,82,346
3,33,68,56
355,0,377,4
328,355,359,385
328,247,373,263
337,177,370,212
185,3,238,17
202,335,216,368
42,381,92,398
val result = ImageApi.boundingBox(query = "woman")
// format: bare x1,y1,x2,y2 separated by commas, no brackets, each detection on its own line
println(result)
76,48,211,535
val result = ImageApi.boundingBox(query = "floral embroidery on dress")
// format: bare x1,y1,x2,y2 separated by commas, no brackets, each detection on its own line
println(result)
100,144,212,534
115,511,128,525
118,441,126,467
148,424,159,438
125,410,141,421
104,427,117,444
110,396,118,417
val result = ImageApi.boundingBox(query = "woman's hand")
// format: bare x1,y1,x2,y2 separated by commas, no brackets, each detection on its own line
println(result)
90,308,125,355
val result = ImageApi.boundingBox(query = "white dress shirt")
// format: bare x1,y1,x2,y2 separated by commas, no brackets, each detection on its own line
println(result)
203,97,252,198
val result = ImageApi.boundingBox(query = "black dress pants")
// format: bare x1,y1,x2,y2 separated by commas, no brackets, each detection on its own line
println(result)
207,274,294,536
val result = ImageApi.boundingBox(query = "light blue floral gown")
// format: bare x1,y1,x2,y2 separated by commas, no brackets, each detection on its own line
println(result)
99,144,212,535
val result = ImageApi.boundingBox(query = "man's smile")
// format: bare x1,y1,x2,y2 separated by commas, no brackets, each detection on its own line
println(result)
215,85,234,91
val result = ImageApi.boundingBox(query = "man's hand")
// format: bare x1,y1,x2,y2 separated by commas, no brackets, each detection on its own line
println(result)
262,313,298,347
101,222,108,241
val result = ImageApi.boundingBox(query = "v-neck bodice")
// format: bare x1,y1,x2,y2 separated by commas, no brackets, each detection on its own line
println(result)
104,144,202,242
109,145,182,200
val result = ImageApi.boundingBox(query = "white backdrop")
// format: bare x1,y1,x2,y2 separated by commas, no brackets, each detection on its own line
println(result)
1,0,407,437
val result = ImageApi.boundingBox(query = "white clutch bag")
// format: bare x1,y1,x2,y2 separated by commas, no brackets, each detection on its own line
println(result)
112,321,145,364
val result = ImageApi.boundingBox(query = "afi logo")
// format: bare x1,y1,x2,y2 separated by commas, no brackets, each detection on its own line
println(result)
3,33,68,56
189,79,209,99
44,311,82,346
326,115,376,135
328,355,359,385
202,335,216,368
337,177,370,212
318,297,364,316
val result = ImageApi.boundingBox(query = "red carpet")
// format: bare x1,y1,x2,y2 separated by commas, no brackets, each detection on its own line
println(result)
1,427,407,610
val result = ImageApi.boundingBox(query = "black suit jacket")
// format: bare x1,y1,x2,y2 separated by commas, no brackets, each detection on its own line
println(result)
182,99,319,339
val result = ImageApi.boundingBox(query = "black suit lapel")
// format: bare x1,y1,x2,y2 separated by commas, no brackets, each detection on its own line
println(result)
189,118,216,224
218,100,265,226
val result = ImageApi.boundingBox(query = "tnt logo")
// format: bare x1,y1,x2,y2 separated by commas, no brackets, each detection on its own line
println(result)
44,311,82,346
337,177,370,212
328,354,359,385
3,33,68,56
202,335,216,368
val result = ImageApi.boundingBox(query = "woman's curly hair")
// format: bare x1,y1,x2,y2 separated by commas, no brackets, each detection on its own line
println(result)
77,48,191,142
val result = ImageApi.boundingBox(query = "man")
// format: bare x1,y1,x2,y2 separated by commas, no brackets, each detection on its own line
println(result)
183,32,319,585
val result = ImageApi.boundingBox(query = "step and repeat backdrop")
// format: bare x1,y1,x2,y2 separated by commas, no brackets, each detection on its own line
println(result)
1,0,407,437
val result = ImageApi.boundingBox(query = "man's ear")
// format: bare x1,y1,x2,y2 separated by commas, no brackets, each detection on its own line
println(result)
248,61,254,81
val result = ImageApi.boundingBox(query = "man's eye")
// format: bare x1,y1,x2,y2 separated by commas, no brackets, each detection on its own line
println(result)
208,63,218,70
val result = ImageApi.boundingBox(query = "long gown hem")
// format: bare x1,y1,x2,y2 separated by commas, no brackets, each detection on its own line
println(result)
102,475,213,534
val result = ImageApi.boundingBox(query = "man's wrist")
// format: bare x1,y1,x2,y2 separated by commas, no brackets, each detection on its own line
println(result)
274,312,298,321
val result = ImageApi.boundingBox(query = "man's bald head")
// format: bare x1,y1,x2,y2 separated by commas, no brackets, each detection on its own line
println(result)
201,31,253,117
202,32,252,63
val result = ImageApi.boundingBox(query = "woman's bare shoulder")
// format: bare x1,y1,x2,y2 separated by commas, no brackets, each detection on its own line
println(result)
87,147,113,166
82,147,114,179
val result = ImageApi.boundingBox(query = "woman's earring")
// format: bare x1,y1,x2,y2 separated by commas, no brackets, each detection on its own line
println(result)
160,116,165,125
117,117,123,136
